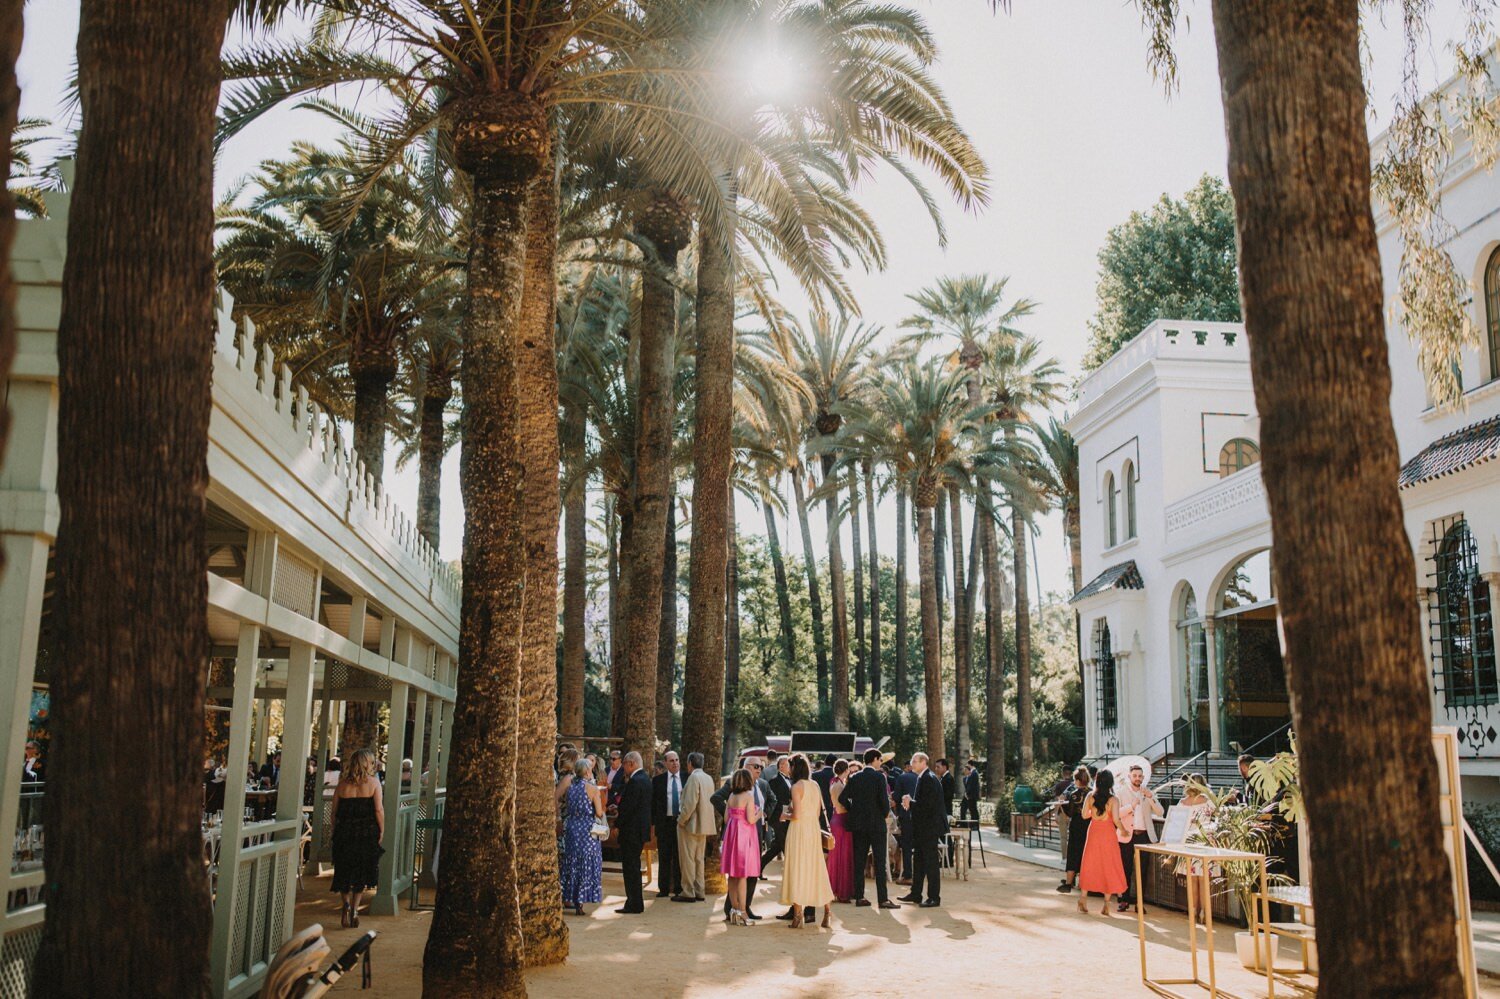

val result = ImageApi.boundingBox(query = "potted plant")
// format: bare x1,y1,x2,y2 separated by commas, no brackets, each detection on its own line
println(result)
1186,790,1293,969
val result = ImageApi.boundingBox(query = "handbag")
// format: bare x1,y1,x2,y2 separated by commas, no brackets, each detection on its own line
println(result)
821,830,836,853
590,816,610,841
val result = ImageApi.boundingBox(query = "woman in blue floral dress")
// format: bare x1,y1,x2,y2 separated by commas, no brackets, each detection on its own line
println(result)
560,758,603,915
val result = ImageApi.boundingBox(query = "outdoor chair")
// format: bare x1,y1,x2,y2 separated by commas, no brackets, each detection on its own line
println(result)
263,924,376,998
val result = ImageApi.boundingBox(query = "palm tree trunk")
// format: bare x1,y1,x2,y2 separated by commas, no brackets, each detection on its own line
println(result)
350,346,396,486
620,195,690,766
682,203,734,775
822,453,851,730
611,494,628,739
864,463,881,699
34,3,226,991
423,90,549,998
763,490,797,672
656,491,677,744
915,497,946,761
561,398,588,738
948,488,970,762
1211,4,1461,990
792,470,830,714
0,0,20,561
934,487,947,640
1011,499,1033,773
980,491,1007,800
851,480,866,701
1065,503,1082,595
416,369,452,550
514,166,566,968
723,494,742,774
895,484,909,702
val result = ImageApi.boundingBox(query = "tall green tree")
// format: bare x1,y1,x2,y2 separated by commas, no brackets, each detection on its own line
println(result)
1082,174,1240,369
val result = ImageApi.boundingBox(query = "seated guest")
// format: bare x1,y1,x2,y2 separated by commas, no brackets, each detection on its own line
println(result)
258,750,282,788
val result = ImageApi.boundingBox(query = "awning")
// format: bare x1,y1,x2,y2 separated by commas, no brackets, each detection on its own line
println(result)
1399,413,1500,488
1069,560,1144,604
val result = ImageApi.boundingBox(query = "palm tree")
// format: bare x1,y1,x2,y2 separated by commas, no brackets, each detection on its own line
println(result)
1205,4,1464,988
903,275,1037,760
794,315,881,730
863,459,882,698
8,117,60,218
983,335,1063,773
1035,417,1081,595
33,1,256,991
0,4,23,591
843,360,1030,761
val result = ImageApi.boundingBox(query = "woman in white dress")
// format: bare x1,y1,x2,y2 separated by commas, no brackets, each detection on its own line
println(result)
778,754,835,930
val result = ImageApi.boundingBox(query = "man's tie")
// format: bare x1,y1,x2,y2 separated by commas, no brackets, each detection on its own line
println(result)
669,774,679,816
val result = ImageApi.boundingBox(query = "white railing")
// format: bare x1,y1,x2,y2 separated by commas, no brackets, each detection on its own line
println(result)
218,820,301,999
1164,464,1267,543
211,290,461,614
1076,319,1249,411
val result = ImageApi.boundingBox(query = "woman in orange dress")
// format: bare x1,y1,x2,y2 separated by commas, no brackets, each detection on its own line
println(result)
1076,768,1129,916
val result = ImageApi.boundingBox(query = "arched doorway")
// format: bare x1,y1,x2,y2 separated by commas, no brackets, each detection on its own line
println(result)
1176,584,1209,753
1214,549,1290,749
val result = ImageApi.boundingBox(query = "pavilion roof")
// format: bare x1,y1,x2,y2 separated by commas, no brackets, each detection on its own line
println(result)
1069,560,1144,604
1399,414,1500,488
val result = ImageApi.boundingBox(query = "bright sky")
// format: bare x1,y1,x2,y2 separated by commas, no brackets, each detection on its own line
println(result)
14,1,1478,602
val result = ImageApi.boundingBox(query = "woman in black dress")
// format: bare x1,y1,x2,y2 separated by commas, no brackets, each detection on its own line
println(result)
330,748,384,927
1058,765,1092,893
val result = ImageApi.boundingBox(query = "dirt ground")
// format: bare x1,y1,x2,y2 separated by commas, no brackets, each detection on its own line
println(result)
297,848,1495,998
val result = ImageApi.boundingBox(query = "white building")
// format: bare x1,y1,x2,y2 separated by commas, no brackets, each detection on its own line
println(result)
1069,113,1500,802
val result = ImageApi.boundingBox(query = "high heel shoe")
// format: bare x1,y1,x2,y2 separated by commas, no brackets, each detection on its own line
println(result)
821,908,831,929
340,903,350,928
790,908,803,929
350,905,360,928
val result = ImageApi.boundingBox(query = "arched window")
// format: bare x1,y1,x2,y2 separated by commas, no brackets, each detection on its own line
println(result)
1094,620,1118,729
1178,584,1207,711
1104,472,1118,547
1123,460,1138,540
1218,438,1260,478
1432,519,1498,707
1486,247,1500,382
1218,549,1274,612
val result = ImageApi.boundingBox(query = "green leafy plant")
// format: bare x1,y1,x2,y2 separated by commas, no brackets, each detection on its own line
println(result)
1187,801,1292,919
1247,733,1304,825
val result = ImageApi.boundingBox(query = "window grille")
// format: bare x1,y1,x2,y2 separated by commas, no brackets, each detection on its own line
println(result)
1427,517,1498,710
1095,621,1118,729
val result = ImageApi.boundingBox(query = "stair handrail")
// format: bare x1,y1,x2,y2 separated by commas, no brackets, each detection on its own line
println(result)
1131,718,1200,766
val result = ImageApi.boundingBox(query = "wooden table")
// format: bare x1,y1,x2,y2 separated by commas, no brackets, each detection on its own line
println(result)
1134,842,1267,999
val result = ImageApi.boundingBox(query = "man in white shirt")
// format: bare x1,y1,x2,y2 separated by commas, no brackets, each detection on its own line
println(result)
1117,764,1163,911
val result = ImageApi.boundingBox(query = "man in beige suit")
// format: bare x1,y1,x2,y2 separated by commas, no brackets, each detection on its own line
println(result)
673,751,716,902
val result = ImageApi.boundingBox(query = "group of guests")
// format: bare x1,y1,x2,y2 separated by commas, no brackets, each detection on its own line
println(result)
553,743,966,929
1056,752,1283,917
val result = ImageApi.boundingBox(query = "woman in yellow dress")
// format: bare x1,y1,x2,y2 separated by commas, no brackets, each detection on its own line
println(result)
778,753,835,929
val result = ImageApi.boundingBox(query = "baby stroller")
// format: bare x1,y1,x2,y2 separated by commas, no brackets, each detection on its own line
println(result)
261,924,376,998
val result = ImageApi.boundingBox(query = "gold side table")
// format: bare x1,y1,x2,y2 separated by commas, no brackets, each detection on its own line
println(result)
1134,842,1267,999
1255,884,1315,997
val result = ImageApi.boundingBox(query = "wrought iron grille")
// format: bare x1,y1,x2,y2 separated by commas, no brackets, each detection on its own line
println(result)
1427,516,1498,710
1095,621,1118,729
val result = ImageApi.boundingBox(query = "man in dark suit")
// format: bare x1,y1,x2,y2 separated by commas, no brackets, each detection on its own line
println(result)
651,751,684,898
843,748,900,909
257,750,281,788
961,761,981,823
934,758,956,864
614,751,652,914
761,752,792,868
898,752,945,907
713,756,774,920
811,753,836,815
894,763,919,884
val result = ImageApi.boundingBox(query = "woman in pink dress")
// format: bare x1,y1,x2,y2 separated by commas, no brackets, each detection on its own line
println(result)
719,767,762,926
1076,768,1130,916
827,759,855,902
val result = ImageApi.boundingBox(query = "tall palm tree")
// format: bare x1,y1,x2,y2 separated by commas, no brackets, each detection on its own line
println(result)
794,314,881,729
1035,417,1081,595
843,360,1030,761
34,1,246,991
983,335,1063,773
903,274,1036,760
863,459,882,698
